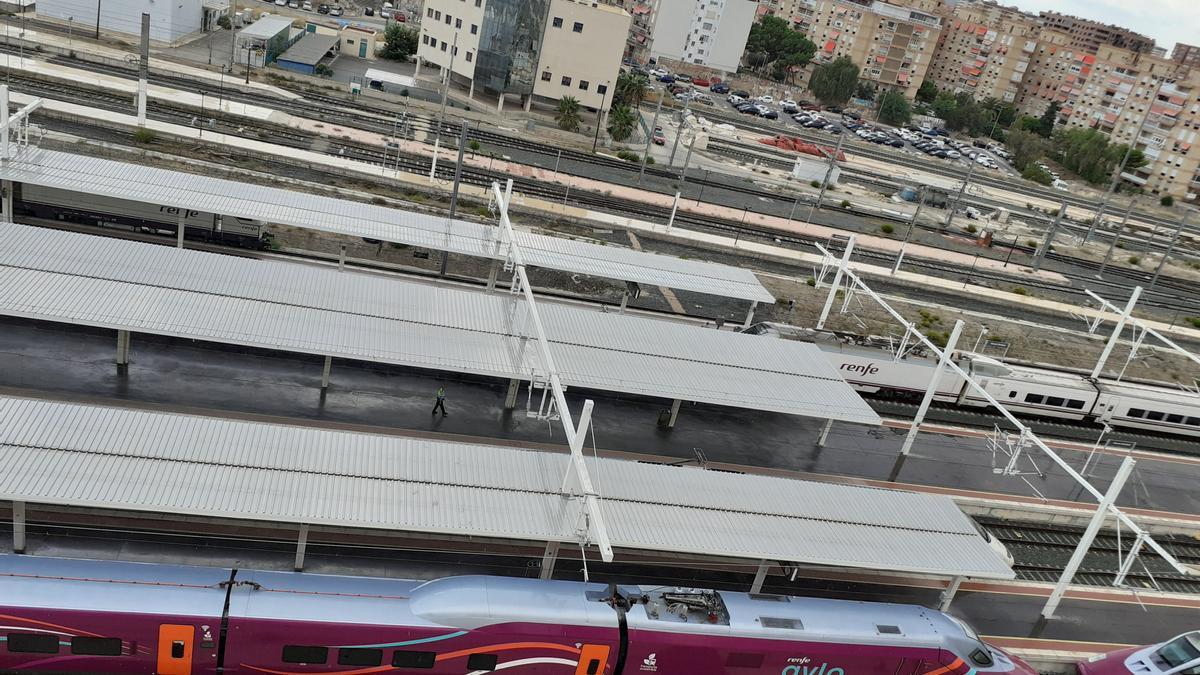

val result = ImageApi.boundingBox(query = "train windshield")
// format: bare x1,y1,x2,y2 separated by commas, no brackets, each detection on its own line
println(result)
945,615,994,667
1155,633,1200,669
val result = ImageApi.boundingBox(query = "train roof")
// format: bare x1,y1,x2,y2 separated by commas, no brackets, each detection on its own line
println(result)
232,569,434,627
1095,377,1200,405
0,553,230,617
993,362,1096,390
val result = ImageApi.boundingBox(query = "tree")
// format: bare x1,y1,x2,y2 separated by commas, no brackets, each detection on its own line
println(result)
744,15,816,82
1034,102,1060,138
808,56,859,106
1162,195,1175,206
606,105,637,142
216,14,231,29
1052,127,1149,185
381,24,418,61
916,80,938,104
877,89,911,125
854,81,876,102
1005,128,1047,172
555,96,581,132
1022,164,1053,185
614,72,649,108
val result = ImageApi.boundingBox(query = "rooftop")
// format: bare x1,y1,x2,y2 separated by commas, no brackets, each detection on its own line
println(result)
237,15,296,40
277,32,341,66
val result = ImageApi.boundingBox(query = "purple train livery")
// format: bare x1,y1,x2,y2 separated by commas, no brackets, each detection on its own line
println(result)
1077,631,1200,675
0,554,1037,675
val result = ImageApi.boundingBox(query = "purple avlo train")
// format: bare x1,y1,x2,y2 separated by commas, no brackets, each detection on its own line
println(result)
0,554,1036,675
1077,631,1200,675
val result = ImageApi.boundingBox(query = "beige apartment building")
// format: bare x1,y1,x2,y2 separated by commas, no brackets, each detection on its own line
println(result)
1172,43,1200,70
1038,11,1154,56
1015,28,1094,118
927,0,1038,103
806,0,943,98
417,0,629,113
1065,46,1200,199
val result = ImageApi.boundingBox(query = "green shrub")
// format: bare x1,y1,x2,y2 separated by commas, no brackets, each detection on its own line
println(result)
1022,164,1053,185
370,196,386,205
468,140,481,153
1128,256,1140,265
1012,286,1028,296
966,224,977,233
840,199,851,208
805,277,816,287
1161,195,1174,207
1188,317,1200,329
616,150,640,162
476,206,491,217
880,223,894,234
132,128,156,144
645,156,655,165
1026,239,1038,248
810,180,821,188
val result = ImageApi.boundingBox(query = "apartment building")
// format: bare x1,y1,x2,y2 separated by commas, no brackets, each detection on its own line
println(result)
1065,46,1199,199
1038,12,1154,56
649,0,759,73
416,0,630,113
758,0,817,32
1172,43,1200,70
1016,27,1094,118
927,0,1038,103
806,0,943,98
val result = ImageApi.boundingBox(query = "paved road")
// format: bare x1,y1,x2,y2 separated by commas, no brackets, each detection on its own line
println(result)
2,317,1196,518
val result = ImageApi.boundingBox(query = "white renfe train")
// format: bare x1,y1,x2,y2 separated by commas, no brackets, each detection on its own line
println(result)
746,323,1200,440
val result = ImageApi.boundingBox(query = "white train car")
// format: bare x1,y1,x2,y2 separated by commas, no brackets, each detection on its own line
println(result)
966,360,1099,421
15,184,271,249
811,337,966,399
1094,379,1200,438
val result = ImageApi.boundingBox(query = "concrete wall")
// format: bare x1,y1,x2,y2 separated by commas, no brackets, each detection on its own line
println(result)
37,0,203,43
532,0,630,110
417,0,485,79
648,0,692,67
707,0,756,73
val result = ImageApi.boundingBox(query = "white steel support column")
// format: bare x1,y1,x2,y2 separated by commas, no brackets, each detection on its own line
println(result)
939,575,964,611
816,418,834,447
176,210,185,248
539,541,560,580
742,302,758,329
618,291,629,314
294,524,309,571
338,244,346,271
816,236,856,330
750,560,770,593
320,356,332,390
1090,286,1142,379
12,500,25,553
486,259,500,292
1042,456,1135,619
667,398,682,428
1114,532,1148,587
504,378,519,409
493,180,613,563
891,320,964,481
116,329,130,366
1,179,11,223
666,191,680,231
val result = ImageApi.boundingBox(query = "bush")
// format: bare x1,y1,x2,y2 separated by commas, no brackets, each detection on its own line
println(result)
966,224,977,233
1026,239,1038,248
370,196,387,205
880,223,894,234
216,14,231,29
132,128,156,144
1161,195,1174,207
1128,256,1140,265
1188,317,1200,329
1021,164,1053,185
476,206,491,217
805,277,816,287
645,156,655,165
1012,286,1028,295
840,199,851,208
616,150,640,162
468,140,481,153
810,180,821,188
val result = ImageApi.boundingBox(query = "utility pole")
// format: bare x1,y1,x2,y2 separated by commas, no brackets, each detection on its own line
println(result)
892,187,927,275
637,91,663,186
1033,201,1067,272
807,132,846,222
1149,208,1189,293
943,160,977,230
668,98,691,166
1099,198,1136,278
442,119,469,277
429,31,458,182
94,0,102,39
677,132,697,189
591,80,609,153
136,13,148,126
229,0,237,68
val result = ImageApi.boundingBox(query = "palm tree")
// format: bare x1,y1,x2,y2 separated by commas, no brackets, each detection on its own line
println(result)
614,72,648,108
555,96,582,132
606,105,637,142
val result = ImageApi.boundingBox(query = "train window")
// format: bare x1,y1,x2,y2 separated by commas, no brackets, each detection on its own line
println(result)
1187,417,1200,427
338,648,383,666
760,617,802,629
727,652,765,668
1167,414,1184,424
1066,399,1085,409
71,637,123,656
1146,411,1165,421
1045,396,1065,407
281,646,328,664
392,651,436,668
7,633,59,653
876,625,903,635
1024,394,1044,404
587,658,602,675
467,653,499,671
1128,408,1145,418
1008,390,1017,398
969,648,994,667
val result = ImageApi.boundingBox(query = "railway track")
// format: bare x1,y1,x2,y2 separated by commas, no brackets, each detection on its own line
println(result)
980,517,1200,594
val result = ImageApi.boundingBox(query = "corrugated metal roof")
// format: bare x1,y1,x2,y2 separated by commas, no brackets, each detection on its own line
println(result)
0,148,773,303
0,224,878,423
0,396,1013,579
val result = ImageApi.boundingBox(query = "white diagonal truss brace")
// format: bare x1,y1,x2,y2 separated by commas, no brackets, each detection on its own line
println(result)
0,86,43,159
491,180,614,563
814,238,1194,578
1085,288,1200,373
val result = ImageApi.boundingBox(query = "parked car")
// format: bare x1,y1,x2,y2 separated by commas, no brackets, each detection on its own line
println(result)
674,74,693,83
287,0,299,8
759,108,779,119
658,74,675,83
693,77,711,87
328,5,342,14
733,90,751,98
825,124,843,134
964,206,982,219
736,103,758,114
826,105,843,114
649,68,669,78
361,5,371,14
301,0,312,9
394,12,405,21
710,83,730,94
888,139,904,147
652,129,666,145
317,3,329,12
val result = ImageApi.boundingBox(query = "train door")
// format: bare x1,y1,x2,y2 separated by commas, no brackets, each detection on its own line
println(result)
157,624,195,675
574,644,611,675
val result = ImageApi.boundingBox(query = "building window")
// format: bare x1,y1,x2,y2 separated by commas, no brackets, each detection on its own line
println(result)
561,76,572,86
541,71,552,81
552,16,563,28
444,15,450,24
474,0,480,5
434,10,440,19
471,23,478,34
455,18,461,28
426,7,433,17
573,21,583,32
441,42,448,51
452,46,458,55
579,80,589,91
465,51,472,62
597,84,607,95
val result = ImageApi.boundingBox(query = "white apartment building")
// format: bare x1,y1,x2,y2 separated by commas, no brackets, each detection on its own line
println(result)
649,0,759,73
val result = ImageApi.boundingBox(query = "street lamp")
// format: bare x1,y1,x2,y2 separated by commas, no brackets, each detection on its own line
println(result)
591,79,609,153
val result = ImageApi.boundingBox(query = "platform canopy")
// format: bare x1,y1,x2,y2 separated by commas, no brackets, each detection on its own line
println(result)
0,224,878,424
0,396,1013,579
0,148,774,304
